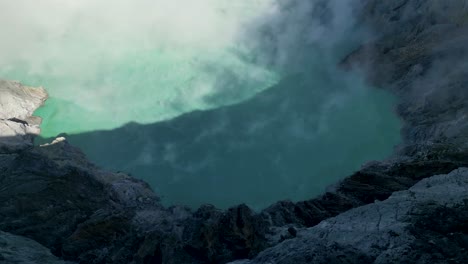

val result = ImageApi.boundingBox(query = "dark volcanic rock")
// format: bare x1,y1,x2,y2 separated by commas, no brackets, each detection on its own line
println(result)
0,138,168,263
235,168,468,264
0,231,74,264
343,0,468,149
0,82,269,262
240,0,468,262
2,0,468,263
259,147,468,229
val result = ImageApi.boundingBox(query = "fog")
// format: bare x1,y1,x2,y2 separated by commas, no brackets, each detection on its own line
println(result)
0,0,277,136
2,0,401,209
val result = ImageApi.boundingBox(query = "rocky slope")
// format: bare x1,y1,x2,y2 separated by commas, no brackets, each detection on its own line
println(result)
0,231,73,264
232,168,468,263
0,80,46,153
1,0,468,263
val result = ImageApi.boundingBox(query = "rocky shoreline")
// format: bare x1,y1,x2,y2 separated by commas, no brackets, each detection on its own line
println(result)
1,0,468,263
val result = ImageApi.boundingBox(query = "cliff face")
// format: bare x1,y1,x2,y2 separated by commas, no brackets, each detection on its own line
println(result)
345,0,468,149
1,0,468,263
0,80,46,153
241,0,468,262
0,81,271,263
0,231,73,264
234,168,468,263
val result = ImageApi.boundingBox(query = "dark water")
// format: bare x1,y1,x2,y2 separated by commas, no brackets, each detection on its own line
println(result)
3,0,401,210
42,70,400,210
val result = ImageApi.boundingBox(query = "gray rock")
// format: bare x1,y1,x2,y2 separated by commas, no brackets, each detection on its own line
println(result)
0,78,269,263
0,80,47,153
0,231,74,264
343,0,468,149
0,80,47,120
238,168,468,263
2,0,468,263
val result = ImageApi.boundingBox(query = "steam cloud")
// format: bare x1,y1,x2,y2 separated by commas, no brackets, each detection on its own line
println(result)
0,0,277,136
2,0,402,209
0,0,367,137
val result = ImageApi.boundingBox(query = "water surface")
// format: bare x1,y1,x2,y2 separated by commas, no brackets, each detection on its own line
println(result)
0,0,401,210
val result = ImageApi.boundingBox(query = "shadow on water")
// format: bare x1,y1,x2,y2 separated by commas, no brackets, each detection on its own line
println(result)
36,71,401,210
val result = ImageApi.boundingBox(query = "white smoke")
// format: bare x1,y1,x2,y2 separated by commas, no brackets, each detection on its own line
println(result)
0,0,274,62
0,0,370,138
0,0,278,136
242,0,366,73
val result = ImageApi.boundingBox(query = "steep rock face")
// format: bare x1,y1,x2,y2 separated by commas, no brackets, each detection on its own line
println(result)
0,80,47,153
1,0,468,263
344,0,468,148
0,80,269,263
0,231,74,264
0,137,167,263
234,168,468,264
231,0,468,244
236,0,468,262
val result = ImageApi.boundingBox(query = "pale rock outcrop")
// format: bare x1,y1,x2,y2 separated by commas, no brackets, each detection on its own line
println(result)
0,80,47,153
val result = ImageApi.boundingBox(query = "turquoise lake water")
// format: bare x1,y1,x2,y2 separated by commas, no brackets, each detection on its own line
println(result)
0,0,401,210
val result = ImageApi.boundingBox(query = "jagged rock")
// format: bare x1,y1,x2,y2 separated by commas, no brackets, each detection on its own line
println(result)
236,168,468,263
0,80,47,153
1,0,468,263
0,80,47,121
0,231,74,264
1,133,161,248
0,81,267,263
181,204,270,263
343,0,468,149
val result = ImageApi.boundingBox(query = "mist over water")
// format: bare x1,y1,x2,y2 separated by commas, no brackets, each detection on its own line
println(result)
1,0,401,210
0,0,278,137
